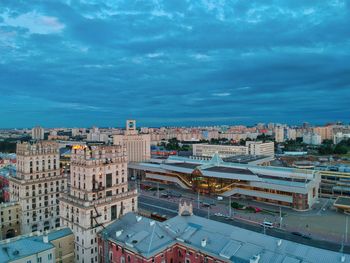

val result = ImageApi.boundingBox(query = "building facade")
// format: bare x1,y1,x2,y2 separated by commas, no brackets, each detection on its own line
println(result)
59,144,138,263
246,141,275,156
9,141,66,234
113,120,151,162
0,202,21,240
192,144,248,158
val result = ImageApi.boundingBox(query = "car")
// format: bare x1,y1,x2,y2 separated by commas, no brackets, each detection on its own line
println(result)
260,221,273,228
291,231,303,237
160,193,169,198
217,196,224,201
214,213,225,217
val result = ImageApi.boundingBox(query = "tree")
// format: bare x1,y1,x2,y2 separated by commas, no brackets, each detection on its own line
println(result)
334,145,348,154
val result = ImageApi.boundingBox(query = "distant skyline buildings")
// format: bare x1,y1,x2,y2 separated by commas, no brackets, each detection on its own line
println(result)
0,119,348,130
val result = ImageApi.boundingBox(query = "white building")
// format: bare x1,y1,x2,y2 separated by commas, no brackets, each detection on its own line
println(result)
286,128,297,140
192,144,248,157
246,141,275,156
87,127,109,143
31,126,44,140
333,132,350,144
9,141,66,234
113,120,151,162
303,133,322,145
59,144,138,263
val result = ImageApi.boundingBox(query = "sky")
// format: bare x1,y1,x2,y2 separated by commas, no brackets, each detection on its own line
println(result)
0,0,350,128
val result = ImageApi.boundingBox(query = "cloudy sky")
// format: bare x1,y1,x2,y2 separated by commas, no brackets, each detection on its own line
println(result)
0,0,349,128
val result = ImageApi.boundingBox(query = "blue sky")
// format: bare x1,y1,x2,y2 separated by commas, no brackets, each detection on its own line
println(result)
0,0,349,128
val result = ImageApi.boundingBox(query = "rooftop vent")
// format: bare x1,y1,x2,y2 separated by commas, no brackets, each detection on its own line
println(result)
277,239,282,247
201,238,207,247
116,230,123,237
341,255,346,262
43,235,49,244
136,216,142,222
150,220,155,226
250,254,260,263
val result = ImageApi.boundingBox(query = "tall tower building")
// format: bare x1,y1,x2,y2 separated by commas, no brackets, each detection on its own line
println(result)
113,120,151,162
274,126,285,143
31,126,45,140
59,144,138,263
9,141,66,234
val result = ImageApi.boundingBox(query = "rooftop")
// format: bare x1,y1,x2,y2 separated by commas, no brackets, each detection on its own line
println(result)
100,212,348,263
0,228,72,262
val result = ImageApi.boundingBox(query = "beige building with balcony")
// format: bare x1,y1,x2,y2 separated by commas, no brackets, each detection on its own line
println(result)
9,141,67,234
59,144,138,263
0,202,21,240
113,120,151,162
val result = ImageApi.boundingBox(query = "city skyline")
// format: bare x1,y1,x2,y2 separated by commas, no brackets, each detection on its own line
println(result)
1,1,350,127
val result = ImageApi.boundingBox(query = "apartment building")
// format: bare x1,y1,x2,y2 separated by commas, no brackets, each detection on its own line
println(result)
59,144,138,263
0,227,74,263
274,126,285,143
9,141,66,234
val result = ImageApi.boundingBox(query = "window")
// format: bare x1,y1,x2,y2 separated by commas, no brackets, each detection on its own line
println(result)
106,173,112,188
48,253,53,260
111,205,117,220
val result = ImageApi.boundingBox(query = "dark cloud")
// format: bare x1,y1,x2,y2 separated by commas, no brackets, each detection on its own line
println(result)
0,0,349,127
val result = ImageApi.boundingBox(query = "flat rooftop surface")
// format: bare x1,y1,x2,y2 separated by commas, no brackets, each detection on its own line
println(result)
165,162,200,169
204,166,255,175
334,196,350,207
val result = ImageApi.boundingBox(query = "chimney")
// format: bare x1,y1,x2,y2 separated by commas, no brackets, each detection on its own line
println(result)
116,230,123,237
43,235,49,244
201,238,207,247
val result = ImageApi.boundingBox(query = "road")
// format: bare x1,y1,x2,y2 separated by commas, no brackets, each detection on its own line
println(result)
139,195,350,253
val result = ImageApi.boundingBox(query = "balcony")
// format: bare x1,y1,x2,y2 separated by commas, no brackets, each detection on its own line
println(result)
60,189,138,208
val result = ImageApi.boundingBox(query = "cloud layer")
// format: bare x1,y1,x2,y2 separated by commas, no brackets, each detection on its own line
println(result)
0,0,349,128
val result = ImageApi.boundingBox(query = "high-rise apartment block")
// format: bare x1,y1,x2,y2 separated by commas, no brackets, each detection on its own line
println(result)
31,126,45,140
274,126,285,143
313,126,334,141
9,141,65,234
113,120,151,162
59,144,138,263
